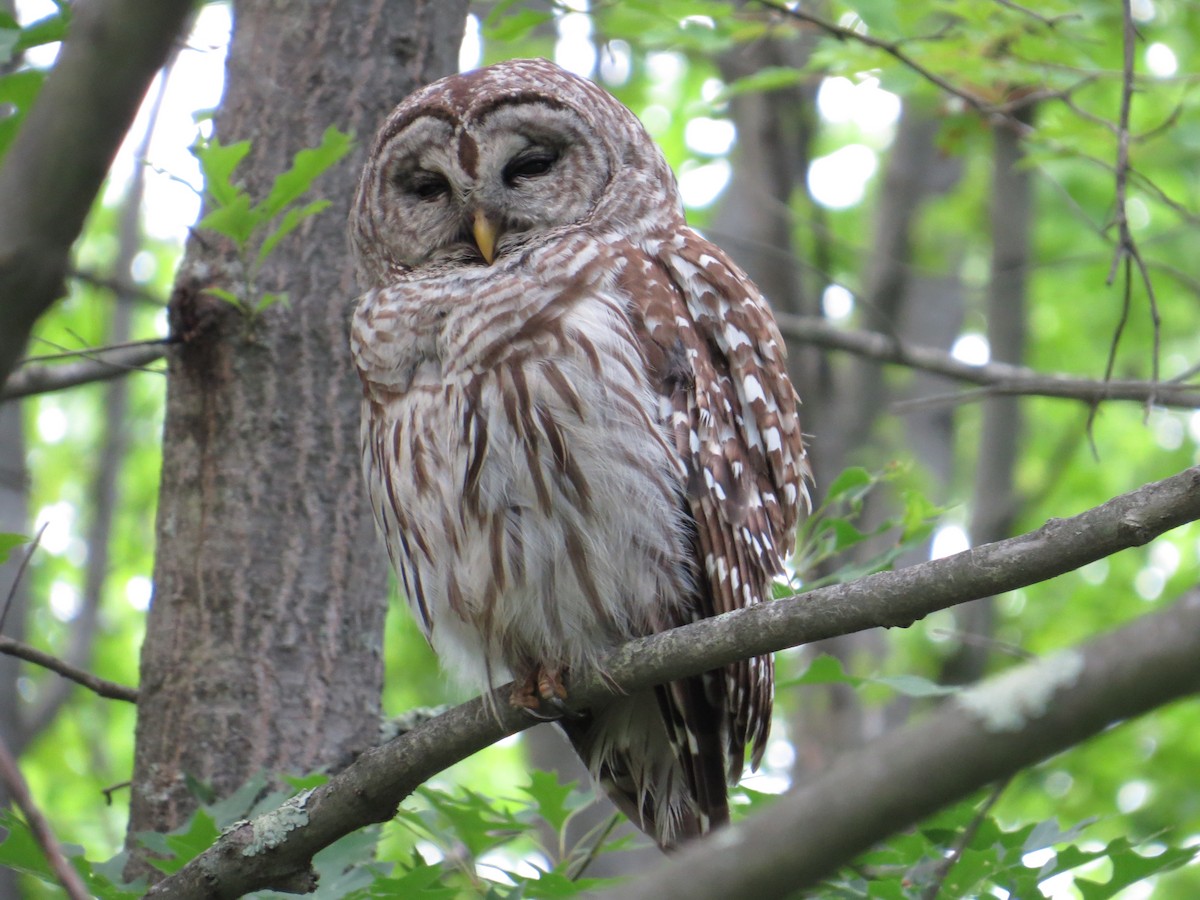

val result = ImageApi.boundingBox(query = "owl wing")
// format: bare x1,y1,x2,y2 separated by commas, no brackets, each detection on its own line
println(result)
624,227,809,777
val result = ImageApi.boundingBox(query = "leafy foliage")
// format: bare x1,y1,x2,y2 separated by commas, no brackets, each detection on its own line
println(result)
788,465,943,592
4,0,1200,896
192,125,354,315
0,532,28,566
0,3,69,160
820,794,1198,898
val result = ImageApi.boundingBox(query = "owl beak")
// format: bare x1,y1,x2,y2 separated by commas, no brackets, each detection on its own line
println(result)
472,209,498,265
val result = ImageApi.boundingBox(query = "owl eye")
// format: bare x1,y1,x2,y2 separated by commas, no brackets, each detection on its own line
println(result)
407,171,451,202
503,149,558,185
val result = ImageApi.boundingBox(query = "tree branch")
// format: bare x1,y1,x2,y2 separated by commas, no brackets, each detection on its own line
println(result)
1,342,167,401
773,313,1200,409
1098,0,1162,418
0,733,91,900
144,465,1200,898
0,0,195,388
754,0,1035,135
611,591,1200,900
0,635,139,703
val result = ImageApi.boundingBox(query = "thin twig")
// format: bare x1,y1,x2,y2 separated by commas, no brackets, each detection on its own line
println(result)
1,342,168,401
0,635,139,703
0,522,47,634
990,0,1080,27
67,267,167,306
0,734,91,900
101,780,132,806
1100,0,1161,419
1088,261,1134,442
755,0,1035,136
927,629,1035,661
566,812,623,881
773,314,1200,410
921,780,1011,900
19,336,170,366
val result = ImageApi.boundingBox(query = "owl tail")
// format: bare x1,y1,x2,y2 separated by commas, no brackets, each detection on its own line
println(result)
560,676,730,851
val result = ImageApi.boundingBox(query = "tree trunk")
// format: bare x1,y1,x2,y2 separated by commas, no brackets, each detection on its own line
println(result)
943,109,1034,684
127,0,466,868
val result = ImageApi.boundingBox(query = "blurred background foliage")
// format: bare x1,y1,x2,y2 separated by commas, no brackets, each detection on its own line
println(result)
2,0,1199,896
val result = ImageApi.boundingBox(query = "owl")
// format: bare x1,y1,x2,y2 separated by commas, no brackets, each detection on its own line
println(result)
349,58,808,849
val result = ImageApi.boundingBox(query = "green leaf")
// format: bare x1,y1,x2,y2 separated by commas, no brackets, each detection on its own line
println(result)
183,771,217,805
518,771,579,836
14,10,70,52
822,517,869,551
1075,839,1197,900
139,810,220,875
254,291,290,314
823,467,874,503
307,826,385,898
259,126,353,220
716,66,806,100
483,7,556,42
0,70,46,161
197,192,262,246
0,809,58,883
256,198,331,266
415,785,528,857
0,26,17,66
192,135,253,208
0,532,28,565
0,811,142,899
784,654,861,688
870,674,957,698
283,771,330,792
782,658,957,699
847,0,901,33
203,286,244,308
900,488,941,541
358,853,459,899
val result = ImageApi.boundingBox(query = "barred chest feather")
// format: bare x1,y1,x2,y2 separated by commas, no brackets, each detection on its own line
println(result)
350,235,695,692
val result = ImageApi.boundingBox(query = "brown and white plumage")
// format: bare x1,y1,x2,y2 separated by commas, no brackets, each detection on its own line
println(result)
349,58,808,848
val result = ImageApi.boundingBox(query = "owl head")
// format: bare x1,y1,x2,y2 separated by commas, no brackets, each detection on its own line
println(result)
349,58,682,288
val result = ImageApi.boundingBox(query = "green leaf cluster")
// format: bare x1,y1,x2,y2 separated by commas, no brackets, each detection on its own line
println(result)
192,125,353,315
789,465,943,591
0,3,69,161
820,795,1198,898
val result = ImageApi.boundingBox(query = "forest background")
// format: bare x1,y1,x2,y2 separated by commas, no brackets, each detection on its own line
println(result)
1,0,1199,897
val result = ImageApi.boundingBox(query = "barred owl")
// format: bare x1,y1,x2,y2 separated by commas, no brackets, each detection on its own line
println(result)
349,58,808,849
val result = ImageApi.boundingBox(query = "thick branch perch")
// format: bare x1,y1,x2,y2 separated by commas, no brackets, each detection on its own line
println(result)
774,313,1200,409
145,465,1200,898
0,0,195,387
610,591,1200,900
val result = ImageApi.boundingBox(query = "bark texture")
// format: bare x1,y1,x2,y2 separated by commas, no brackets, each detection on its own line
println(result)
128,0,467,858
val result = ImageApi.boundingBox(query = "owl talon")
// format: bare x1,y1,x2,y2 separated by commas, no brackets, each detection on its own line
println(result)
537,666,568,703
509,667,582,720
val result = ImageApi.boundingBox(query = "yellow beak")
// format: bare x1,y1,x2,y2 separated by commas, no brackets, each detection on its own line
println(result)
472,210,498,265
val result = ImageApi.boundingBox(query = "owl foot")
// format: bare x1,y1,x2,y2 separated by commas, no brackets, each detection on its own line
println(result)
510,666,580,720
